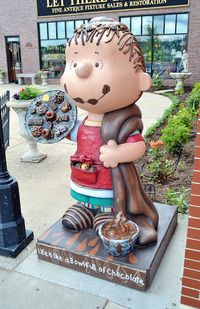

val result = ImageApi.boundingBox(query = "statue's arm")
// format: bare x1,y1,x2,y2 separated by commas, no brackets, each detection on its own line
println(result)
100,139,145,168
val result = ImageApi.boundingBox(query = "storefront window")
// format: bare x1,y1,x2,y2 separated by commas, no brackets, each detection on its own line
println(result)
154,15,164,35
131,17,141,35
120,13,188,77
57,22,65,39
142,16,152,35
38,19,89,78
165,15,176,34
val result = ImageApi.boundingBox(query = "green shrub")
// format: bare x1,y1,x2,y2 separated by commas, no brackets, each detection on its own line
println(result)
186,82,200,111
161,105,195,154
147,141,173,181
165,187,190,214
175,106,195,127
161,122,190,154
152,73,164,90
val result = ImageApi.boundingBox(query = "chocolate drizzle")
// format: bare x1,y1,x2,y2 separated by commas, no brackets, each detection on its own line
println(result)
102,220,137,240
68,20,145,73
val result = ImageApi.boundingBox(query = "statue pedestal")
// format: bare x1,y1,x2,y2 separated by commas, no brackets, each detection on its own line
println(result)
170,72,192,91
36,204,177,291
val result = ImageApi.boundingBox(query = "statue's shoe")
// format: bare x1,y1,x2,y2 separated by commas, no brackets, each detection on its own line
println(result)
62,204,96,231
93,212,115,234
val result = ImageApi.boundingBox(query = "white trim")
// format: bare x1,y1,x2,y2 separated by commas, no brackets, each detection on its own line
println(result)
71,181,114,198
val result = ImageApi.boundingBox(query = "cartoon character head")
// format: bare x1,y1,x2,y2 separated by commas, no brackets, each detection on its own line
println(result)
61,17,151,114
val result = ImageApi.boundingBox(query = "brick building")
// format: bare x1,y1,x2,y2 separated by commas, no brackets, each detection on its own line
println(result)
181,113,200,308
0,0,199,84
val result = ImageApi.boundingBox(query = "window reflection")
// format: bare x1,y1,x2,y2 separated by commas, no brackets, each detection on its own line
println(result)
154,15,164,35
153,35,187,74
39,19,89,78
66,21,74,39
165,15,176,34
48,22,57,39
75,20,84,28
41,40,66,78
120,13,188,77
142,16,152,35
131,17,141,35
120,17,130,29
177,14,188,33
39,23,47,40
57,22,65,39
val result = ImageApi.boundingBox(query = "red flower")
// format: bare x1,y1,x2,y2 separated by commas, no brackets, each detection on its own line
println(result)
20,88,25,93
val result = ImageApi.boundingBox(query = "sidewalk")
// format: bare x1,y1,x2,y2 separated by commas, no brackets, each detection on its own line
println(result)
0,83,188,309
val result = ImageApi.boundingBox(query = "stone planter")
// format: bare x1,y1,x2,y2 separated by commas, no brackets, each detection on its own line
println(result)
40,71,49,87
0,71,5,85
7,99,47,163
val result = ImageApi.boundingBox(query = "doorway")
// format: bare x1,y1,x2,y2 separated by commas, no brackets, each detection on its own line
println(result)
5,36,22,83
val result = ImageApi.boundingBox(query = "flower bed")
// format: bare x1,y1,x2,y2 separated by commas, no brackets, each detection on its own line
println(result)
135,84,200,213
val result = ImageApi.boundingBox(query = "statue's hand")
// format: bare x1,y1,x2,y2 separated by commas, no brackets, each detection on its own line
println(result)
115,211,127,224
99,139,118,168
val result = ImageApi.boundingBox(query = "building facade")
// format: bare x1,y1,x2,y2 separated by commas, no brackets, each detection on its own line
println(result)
0,0,199,84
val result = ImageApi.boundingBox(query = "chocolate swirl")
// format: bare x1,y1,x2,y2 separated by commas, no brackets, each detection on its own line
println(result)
102,220,137,240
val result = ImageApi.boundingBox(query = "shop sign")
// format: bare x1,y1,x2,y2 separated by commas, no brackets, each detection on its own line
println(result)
37,0,189,17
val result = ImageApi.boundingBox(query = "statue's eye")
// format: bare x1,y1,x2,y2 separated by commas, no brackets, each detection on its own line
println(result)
95,62,99,68
73,63,77,68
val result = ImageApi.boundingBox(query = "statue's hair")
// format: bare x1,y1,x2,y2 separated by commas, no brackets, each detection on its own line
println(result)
67,17,145,73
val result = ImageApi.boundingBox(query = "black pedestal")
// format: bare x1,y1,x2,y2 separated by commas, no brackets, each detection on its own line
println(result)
36,204,177,291
0,96,34,258
0,177,34,258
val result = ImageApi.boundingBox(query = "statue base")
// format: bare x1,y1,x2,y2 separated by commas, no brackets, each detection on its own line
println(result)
36,204,177,291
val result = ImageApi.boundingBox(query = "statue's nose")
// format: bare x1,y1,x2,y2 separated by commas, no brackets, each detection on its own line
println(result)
75,62,93,78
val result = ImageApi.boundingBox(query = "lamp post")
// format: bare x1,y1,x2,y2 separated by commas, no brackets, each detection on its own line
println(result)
0,93,33,257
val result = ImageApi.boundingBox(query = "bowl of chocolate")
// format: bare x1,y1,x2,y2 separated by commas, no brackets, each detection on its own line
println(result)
98,220,139,256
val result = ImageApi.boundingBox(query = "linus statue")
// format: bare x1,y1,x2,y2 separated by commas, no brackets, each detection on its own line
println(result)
60,17,159,247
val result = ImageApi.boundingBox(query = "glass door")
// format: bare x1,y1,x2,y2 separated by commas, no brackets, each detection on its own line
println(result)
5,36,22,83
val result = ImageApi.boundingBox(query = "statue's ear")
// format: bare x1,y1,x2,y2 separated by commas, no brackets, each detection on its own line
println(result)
139,72,152,91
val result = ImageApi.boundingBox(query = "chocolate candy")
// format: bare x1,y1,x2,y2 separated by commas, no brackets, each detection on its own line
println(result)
56,114,69,123
61,102,71,113
28,118,43,126
45,111,56,121
42,129,54,139
32,126,43,137
36,105,47,115
49,101,58,111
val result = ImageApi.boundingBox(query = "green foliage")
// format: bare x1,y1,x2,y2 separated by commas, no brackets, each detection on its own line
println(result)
148,144,173,181
161,106,194,154
14,86,43,100
145,94,180,138
165,187,190,214
186,82,200,111
152,73,164,90
175,88,184,96
161,122,190,154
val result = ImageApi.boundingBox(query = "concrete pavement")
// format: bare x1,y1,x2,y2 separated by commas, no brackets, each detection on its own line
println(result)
0,83,188,309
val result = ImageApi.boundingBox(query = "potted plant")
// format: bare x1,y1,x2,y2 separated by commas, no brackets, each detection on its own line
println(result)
7,86,47,163
38,69,49,86
0,69,5,85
